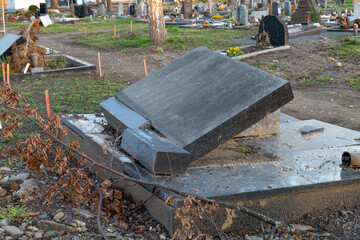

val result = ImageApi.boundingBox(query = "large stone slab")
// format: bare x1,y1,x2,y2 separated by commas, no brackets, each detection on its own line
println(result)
115,47,293,162
100,97,151,133
121,128,190,174
0,34,24,57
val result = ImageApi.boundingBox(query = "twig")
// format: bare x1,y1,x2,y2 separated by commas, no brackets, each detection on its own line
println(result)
96,184,110,240
25,21,35,54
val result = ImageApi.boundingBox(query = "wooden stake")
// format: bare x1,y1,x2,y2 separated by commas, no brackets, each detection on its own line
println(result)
84,27,86,37
45,90,50,118
2,63,5,85
114,25,116,37
130,21,132,32
143,59,148,77
98,52,102,78
6,63,9,86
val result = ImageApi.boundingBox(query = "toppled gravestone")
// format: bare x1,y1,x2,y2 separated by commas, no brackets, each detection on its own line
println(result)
101,47,294,175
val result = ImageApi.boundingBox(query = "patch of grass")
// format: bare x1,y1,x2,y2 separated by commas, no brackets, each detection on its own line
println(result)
331,39,360,57
253,62,266,67
344,76,360,90
7,19,146,34
71,25,257,53
0,205,27,222
11,74,126,115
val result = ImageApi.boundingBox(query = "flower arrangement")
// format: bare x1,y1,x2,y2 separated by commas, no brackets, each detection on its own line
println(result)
212,15,223,19
256,31,272,49
338,15,350,29
225,46,244,57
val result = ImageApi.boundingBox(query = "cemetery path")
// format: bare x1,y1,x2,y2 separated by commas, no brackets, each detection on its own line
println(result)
27,29,182,84
9,27,358,133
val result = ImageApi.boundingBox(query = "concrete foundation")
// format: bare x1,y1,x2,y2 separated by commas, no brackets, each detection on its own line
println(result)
62,114,360,236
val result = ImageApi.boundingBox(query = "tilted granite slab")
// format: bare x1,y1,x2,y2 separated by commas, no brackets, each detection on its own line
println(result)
115,47,294,162
100,97,151,133
121,128,190,174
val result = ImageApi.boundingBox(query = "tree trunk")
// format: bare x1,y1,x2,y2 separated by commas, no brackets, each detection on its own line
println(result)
107,0,112,12
208,0,212,14
51,0,59,9
148,0,168,44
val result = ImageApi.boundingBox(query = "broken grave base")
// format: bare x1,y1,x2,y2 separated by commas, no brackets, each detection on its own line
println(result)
62,113,360,236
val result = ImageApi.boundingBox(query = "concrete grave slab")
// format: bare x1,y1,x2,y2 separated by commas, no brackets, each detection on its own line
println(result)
61,113,360,235
115,47,294,163
100,97,151,133
0,34,25,57
121,128,190,174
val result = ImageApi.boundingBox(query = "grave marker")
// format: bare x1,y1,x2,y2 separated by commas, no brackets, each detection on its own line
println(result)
289,0,318,24
99,4,105,16
354,3,360,19
272,1,281,16
238,4,248,25
284,1,292,15
117,3,123,16
110,47,294,164
259,15,289,46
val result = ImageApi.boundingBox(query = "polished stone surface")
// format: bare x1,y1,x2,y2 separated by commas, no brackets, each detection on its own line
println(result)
100,97,150,133
116,47,293,162
124,119,360,205
121,128,190,174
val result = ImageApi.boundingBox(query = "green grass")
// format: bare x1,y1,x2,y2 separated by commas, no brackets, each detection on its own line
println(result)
70,25,257,53
11,74,126,115
0,205,27,222
7,19,147,33
344,75,360,90
331,39,360,57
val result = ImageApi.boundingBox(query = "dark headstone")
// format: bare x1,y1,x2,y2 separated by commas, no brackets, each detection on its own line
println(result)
300,125,324,134
74,5,82,17
272,1,281,16
259,15,289,46
35,9,41,18
121,128,190,174
40,3,47,15
100,97,151,133
129,5,136,16
115,47,293,163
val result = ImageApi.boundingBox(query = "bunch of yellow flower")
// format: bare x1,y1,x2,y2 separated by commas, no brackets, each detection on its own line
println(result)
225,46,244,57
212,15,223,19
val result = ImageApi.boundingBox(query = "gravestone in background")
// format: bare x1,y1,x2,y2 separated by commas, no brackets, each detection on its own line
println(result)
289,0,318,24
99,4,105,15
238,4,248,24
183,0,193,18
354,3,360,19
39,3,47,15
272,1,281,16
284,1,292,15
259,15,289,46
113,47,294,163
117,3,123,16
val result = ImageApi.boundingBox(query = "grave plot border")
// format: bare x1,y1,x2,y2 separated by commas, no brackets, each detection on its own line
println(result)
10,54,96,80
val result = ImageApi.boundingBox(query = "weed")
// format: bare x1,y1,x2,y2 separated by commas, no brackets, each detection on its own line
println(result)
241,139,248,154
0,205,27,222
253,62,266,67
344,77,360,90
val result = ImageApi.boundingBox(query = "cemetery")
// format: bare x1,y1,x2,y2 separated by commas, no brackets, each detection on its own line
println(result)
0,0,359,239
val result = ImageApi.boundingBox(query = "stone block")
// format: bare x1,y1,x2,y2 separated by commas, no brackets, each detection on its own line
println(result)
100,97,151,133
259,15,289,46
121,128,190,175
237,110,280,137
115,47,293,162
